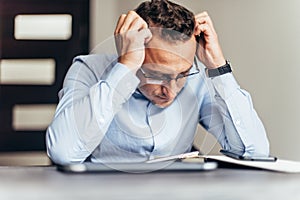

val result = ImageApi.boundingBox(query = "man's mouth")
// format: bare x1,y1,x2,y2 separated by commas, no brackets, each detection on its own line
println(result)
153,95,173,107
154,94,170,101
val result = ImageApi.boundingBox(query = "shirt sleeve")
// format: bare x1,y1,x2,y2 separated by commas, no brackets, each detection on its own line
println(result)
46,58,140,164
199,72,270,157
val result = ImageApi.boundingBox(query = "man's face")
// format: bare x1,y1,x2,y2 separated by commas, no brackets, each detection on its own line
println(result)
137,35,197,108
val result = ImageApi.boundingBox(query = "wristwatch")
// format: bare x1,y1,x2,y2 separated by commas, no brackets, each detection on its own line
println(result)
206,60,232,78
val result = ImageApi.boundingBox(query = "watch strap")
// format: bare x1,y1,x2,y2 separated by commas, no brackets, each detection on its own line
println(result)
207,61,232,78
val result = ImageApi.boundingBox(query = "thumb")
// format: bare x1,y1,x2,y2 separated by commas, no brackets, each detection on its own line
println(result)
194,24,202,36
139,28,152,44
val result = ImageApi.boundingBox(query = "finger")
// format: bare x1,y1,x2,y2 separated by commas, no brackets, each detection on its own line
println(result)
194,23,201,36
128,16,148,32
195,12,217,35
195,11,209,20
139,28,152,44
195,15,210,26
195,23,214,45
115,14,126,35
198,23,212,37
195,12,213,26
119,11,141,33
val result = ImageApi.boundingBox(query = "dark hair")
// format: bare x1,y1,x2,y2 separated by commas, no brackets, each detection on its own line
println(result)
135,0,195,42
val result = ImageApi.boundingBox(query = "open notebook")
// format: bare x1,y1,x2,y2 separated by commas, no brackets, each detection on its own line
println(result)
203,155,300,173
57,151,300,173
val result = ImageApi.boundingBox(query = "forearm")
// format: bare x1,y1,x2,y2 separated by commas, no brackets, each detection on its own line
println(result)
46,82,114,164
201,73,270,156
46,61,139,164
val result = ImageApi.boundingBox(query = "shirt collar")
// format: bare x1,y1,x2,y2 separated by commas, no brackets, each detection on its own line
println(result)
133,89,147,100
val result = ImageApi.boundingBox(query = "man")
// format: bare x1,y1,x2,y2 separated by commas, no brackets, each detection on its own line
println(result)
46,0,269,164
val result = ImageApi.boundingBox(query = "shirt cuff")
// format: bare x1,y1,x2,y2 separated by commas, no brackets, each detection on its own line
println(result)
211,73,240,100
106,63,140,100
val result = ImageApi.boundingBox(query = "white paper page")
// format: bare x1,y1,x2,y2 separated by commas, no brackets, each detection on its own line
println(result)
203,155,300,173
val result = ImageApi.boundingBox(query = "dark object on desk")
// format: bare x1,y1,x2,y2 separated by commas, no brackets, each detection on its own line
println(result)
220,149,277,162
57,160,218,174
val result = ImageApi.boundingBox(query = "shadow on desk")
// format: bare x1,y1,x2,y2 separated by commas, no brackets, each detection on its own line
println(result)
0,151,52,166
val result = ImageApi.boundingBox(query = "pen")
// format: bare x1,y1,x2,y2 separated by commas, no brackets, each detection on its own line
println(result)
146,151,200,163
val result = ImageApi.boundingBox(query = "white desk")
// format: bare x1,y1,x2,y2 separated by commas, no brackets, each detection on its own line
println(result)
0,166,300,200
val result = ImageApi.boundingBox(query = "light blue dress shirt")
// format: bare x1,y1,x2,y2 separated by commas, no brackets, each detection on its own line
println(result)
46,54,270,164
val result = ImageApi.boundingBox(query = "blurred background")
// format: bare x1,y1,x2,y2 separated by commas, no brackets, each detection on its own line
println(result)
1,0,300,165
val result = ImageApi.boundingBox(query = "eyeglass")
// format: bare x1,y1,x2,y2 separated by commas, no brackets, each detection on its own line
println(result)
139,57,200,86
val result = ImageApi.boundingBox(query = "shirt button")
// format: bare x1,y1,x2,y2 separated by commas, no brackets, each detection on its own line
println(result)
236,119,241,126
99,118,105,124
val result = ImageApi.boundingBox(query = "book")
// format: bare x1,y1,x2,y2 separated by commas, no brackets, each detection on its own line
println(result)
146,151,300,173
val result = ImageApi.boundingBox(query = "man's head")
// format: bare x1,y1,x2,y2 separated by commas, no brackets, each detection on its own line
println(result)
135,0,198,108
135,0,195,42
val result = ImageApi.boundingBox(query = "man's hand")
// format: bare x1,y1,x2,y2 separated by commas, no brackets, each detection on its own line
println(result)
114,11,152,72
194,12,226,69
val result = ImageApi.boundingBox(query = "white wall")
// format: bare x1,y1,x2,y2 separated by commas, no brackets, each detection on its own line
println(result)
90,0,300,161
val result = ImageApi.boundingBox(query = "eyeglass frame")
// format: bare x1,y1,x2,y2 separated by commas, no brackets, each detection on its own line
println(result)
138,57,200,85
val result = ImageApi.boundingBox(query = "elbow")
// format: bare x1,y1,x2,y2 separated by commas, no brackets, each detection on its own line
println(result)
46,129,72,165
46,126,91,165
47,148,72,165
46,141,84,165
46,127,85,165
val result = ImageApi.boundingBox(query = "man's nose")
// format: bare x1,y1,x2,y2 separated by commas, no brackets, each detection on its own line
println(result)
161,83,177,98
